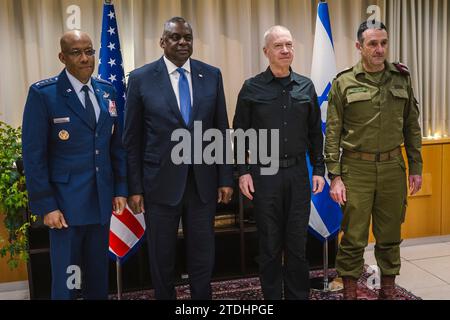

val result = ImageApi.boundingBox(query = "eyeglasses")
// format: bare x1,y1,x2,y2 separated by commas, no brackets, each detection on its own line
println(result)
65,49,96,57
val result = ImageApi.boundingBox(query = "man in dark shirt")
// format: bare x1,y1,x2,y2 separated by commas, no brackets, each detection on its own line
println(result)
233,25,325,300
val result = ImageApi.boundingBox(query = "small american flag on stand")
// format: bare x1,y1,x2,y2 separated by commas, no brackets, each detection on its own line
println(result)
109,205,146,260
99,0,146,262
99,0,146,299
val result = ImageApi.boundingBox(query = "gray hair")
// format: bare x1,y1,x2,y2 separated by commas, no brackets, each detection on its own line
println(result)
162,17,192,38
263,25,292,47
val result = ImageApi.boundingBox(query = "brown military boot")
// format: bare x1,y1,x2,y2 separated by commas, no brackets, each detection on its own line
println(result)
342,277,358,300
379,275,397,300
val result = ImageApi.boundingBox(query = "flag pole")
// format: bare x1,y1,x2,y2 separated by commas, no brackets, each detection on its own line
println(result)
310,238,331,292
311,235,342,292
323,239,329,291
116,256,123,300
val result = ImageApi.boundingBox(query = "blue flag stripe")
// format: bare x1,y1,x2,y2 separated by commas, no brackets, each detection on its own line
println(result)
318,82,332,107
318,2,334,47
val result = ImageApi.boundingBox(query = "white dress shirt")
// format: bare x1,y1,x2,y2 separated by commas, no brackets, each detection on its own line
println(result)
163,56,194,109
66,69,101,121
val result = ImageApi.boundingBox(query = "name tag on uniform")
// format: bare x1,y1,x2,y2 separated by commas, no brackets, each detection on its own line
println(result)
53,117,70,124
108,100,118,117
347,87,368,94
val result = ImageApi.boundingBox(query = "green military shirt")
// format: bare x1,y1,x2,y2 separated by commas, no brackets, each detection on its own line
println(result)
325,60,423,176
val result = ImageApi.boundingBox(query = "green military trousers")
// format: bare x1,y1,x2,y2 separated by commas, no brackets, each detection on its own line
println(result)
335,154,408,279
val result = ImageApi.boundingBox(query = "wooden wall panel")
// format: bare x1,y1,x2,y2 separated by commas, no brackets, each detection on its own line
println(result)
368,144,443,242
401,145,442,238
442,144,450,235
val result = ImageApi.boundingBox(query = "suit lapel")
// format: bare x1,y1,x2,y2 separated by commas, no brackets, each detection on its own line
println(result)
189,60,203,128
155,57,186,128
57,71,95,130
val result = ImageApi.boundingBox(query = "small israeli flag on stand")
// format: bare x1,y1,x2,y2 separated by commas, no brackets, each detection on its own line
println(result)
308,1,343,292
308,1,342,243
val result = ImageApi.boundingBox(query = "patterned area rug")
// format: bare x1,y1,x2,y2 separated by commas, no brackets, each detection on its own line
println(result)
111,267,420,300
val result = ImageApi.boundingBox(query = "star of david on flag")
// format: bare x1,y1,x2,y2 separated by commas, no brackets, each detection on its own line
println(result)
307,1,343,242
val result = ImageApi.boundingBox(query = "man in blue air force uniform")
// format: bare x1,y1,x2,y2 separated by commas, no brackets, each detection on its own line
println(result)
22,30,127,300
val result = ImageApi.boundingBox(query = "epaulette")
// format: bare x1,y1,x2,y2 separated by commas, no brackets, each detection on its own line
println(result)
392,62,410,75
335,66,353,79
95,76,113,86
33,77,58,88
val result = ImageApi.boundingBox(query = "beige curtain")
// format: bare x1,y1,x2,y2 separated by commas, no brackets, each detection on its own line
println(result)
387,0,450,137
14,0,449,133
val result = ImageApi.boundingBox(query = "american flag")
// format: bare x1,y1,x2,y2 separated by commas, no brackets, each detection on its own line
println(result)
109,205,146,259
99,1,146,262
98,1,126,132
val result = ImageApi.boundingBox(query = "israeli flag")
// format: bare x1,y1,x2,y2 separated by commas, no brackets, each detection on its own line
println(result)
307,1,343,242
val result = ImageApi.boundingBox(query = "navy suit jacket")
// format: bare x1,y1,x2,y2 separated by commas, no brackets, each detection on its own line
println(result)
123,57,233,206
22,70,127,226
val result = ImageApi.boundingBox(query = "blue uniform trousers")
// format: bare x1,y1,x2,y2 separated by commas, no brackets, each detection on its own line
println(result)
49,223,110,300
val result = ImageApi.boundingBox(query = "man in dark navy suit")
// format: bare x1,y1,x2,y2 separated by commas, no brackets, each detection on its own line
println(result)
123,17,233,300
22,30,127,300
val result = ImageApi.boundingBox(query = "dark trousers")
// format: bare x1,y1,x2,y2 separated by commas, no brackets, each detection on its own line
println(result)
49,223,110,300
251,161,311,300
145,169,216,300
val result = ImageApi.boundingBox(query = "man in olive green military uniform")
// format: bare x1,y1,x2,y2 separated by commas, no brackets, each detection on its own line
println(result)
325,21,423,300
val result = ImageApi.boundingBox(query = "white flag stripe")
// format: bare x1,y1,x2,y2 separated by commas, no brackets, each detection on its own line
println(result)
110,214,139,248
320,100,329,125
311,16,337,93
133,210,146,230
310,203,331,239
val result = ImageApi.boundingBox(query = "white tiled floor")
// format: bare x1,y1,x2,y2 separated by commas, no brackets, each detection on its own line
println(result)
2,236,450,300
0,281,29,300
364,235,450,300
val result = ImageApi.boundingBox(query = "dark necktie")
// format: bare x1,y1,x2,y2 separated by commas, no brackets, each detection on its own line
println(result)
81,85,97,128
177,67,191,125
